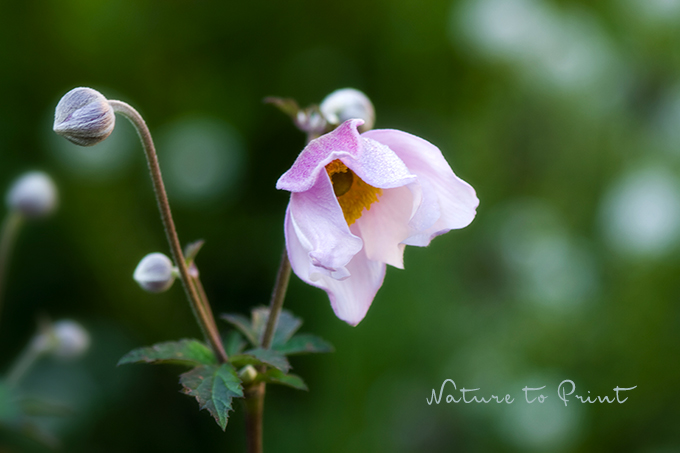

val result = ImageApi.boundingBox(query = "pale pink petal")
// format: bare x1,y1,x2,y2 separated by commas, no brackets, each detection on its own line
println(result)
285,207,385,326
277,119,416,193
286,172,363,278
354,186,414,269
318,242,386,326
363,129,479,246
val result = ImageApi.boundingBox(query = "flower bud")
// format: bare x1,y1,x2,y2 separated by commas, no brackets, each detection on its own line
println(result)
51,319,90,359
6,171,58,218
133,252,177,293
320,88,375,132
53,87,115,146
238,365,258,384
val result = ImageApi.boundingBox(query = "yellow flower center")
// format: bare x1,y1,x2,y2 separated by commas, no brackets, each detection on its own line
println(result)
325,159,382,226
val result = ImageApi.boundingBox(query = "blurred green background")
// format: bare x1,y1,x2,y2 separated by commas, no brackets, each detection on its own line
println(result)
1,0,680,451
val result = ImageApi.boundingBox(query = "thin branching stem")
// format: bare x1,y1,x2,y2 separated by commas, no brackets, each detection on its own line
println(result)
109,100,227,363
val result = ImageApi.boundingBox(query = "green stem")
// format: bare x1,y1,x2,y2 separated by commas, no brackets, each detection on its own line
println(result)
244,382,265,453
108,100,227,363
6,336,44,387
0,211,23,326
261,249,292,349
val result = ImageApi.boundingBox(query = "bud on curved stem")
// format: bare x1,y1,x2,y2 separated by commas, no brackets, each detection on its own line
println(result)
52,88,228,363
53,87,115,146
320,88,375,132
6,319,89,387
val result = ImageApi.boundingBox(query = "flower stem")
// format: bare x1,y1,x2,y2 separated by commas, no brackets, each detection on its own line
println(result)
244,382,265,453
6,336,44,387
108,100,227,363
0,211,23,326
243,244,292,453
261,249,292,349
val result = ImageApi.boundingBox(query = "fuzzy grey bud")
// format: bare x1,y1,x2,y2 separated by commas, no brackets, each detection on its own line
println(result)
6,171,58,218
54,87,115,146
133,252,177,293
51,319,90,359
320,88,375,132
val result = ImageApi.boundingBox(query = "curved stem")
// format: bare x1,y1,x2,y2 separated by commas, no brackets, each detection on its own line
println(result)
109,100,227,363
0,211,23,326
6,337,44,387
261,249,292,349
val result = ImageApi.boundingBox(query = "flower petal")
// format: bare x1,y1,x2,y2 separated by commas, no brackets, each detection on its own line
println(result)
363,129,479,246
277,119,416,193
286,171,363,278
319,241,386,326
285,208,385,326
353,186,414,269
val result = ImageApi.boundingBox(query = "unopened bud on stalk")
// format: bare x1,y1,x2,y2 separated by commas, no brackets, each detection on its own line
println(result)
133,252,177,293
6,171,58,218
320,88,375,132
53,87,115,146
51,319,90,358
238,365,258,384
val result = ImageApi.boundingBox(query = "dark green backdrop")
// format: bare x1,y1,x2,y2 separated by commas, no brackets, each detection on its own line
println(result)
1,0,679,451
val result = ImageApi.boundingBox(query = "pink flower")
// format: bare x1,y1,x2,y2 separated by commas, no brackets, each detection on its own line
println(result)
277,119,479,325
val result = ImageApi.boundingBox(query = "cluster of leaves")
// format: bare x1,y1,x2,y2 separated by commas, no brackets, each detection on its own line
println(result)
118,308,332,430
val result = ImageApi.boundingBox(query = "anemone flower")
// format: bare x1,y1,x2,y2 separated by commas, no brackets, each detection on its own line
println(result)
277,119,478,325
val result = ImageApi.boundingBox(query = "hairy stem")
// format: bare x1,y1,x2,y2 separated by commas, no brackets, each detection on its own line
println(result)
109,100,227,363
261,249,292,349
0,211,23,326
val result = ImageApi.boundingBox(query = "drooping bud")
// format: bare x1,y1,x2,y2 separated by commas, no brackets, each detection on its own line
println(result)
133,252,177,293
320,88,375,132
50,319,90,359
53,87,115,146
6,171,58,218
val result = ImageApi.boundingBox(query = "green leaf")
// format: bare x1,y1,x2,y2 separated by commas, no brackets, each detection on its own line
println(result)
180,363,243,431
221,313,258,346
223,331,247,356
251,307,303,346
117,339,216,367
259,369,308,391
273,333,334,355
230,348,290,373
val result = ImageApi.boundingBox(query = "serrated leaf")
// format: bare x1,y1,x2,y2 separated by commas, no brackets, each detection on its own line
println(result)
230,348,290,373
260,369,308,391
221,313,258,346
251,307,303,346
117,339,216,367
180,364,243,431
223,331,247,356
273,333,334,355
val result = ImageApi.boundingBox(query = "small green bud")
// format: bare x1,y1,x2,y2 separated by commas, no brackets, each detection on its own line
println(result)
320,88,375,132
53,87,115,146
238,365,258,384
